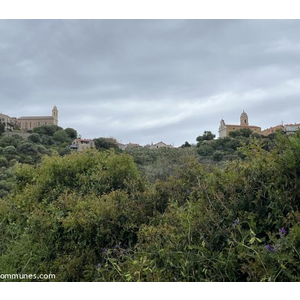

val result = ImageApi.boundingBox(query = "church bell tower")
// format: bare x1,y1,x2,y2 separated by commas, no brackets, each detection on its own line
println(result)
52,105,58,125
240,110,248,126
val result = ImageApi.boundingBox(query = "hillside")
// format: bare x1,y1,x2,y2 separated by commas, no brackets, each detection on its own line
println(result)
0,127,299,281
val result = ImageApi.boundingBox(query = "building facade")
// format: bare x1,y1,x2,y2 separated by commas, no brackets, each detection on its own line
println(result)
17,106,58,131
283,123,300,135
261,125,284,136
218,111,261,138
0,113,15,131
261,123,300,136
70,139,95,152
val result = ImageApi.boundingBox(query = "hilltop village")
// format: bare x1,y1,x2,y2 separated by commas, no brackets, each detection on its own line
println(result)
1,104,300,283
1,106,300,152
219,111,300,137
0,106,174,152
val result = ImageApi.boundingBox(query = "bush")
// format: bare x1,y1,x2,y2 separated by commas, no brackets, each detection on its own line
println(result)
33,125,63,136
0,156,8,167
41,135,54,146
53,130,70,143
0,150,150,280
197,144,214,156
64,128,77,139
1,132,300,282
17,143,38,156
28,133,41,143
212,151,223,161
3,146,17,155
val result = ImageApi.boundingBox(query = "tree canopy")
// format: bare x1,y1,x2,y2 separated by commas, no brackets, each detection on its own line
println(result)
196,131,216,143
94,137,119,151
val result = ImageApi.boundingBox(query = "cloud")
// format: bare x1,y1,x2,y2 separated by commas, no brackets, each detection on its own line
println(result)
1,20,300,146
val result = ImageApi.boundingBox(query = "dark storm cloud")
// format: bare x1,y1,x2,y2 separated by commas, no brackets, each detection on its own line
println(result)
1,19,300,145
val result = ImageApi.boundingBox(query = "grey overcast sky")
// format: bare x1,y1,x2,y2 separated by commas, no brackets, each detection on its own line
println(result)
1,19,300,146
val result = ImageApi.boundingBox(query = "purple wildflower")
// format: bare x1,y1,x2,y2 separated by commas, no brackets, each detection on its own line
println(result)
102,248,108,254
265,244,275,252
232,218,239,229
279,227,287,236
95,263,101,270
114,244,120,250
186,189,190,196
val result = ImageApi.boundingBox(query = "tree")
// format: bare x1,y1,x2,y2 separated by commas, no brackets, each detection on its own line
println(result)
64,128,78,139
196,131,216,145
181,141,192,148
53,130,70,143
0,157,8,167
41,135,55,146
0,135,23,148
212,151,223,161
229,128,253,138
17,142,38,156
28,133,41,143
36,144,50,155
3,146,17,155
197,144,214,156
59,147,71,156
33,125,63,136
94,137,119,151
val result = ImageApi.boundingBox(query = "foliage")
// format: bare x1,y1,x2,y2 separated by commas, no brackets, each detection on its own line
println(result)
196,131,216,144
1,131,300,282
229,128,253,138
64,128,78,139
94,137,119,151
195,130,276,163
181,141,191,148
197,144,214,156
53,130,70,143
0,126,76,199
212,150,223,161
28,133,41,143
33,125,63,136
3,146,17,155
126,147,199,182
0,122,5,136
0,150,153,281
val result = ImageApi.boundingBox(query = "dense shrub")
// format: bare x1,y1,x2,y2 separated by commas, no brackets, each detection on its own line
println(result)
0,150,155,281
3,146,17,155
0,132,300,282
28,133,41,143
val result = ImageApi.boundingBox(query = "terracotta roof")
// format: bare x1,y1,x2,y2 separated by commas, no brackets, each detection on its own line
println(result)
225,124,261,128
284,123,300,126
73,139,93,142
18,116,53,120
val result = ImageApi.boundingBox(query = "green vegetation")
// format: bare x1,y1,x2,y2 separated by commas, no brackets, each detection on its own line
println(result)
0,126,78,197
0,122,5,136
195,129,277,163
93,137,119,151
126,146,198,182
0,127,300,282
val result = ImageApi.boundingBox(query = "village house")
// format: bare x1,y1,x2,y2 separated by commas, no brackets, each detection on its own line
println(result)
261,123,300,136
148,141,174,149
261,125,284,136
0,113,16,131
70,138,95,152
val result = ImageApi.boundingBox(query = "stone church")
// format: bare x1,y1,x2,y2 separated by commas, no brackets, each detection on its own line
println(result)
218,111,261,138
18,106,58,131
